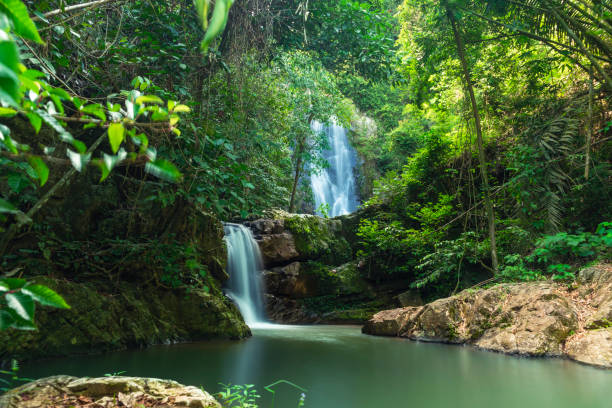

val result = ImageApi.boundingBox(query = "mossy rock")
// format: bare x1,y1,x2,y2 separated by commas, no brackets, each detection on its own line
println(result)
0,277,250,362
282,214,351,265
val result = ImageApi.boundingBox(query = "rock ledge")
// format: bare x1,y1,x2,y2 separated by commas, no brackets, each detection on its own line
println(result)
363,264,612,369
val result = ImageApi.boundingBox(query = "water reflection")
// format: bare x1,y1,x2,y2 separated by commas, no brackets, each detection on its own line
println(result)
20,326,611,408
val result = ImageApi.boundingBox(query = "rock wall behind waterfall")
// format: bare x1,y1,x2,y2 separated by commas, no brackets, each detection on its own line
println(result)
243,210,389,324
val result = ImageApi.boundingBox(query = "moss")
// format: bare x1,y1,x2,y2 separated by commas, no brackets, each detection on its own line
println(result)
283,215,351,265
0,277,250,362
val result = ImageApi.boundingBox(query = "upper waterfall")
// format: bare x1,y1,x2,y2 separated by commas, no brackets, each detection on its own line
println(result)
310,120,360,217
224,223,266,325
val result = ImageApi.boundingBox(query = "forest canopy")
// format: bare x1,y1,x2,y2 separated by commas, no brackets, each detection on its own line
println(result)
0,0,611,309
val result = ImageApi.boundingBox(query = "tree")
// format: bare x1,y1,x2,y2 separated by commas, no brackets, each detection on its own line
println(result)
275,51,340,212
444,1,499,272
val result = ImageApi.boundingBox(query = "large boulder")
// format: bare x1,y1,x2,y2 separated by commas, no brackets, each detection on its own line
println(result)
364,264,612,367
257,233,300,265
362,307,421,337
0,376,220,408
263,262,318,298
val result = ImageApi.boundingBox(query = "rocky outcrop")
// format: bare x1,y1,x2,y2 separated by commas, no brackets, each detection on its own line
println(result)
243,211,375,324
246,211,352,268
0,376,220,408
263,262,318,298
363,264,612,368
0,277,250,361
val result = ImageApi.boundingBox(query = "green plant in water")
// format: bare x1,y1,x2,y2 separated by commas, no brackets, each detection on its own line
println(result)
0,360,32,392
217,380,307,408
265,380,307,408
104,371,127,377
217,384,260,408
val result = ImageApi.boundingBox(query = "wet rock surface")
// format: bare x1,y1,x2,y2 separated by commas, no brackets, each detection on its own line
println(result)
363,264,612,368
0,376,220,408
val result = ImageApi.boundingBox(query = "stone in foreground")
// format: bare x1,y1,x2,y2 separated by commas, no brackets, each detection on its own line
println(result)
0,376,220,408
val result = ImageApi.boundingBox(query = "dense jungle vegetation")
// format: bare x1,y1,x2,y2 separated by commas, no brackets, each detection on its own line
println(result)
0,0,611,342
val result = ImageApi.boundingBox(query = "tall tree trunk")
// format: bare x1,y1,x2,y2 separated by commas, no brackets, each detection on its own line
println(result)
446,5,499,273
585,66,594,180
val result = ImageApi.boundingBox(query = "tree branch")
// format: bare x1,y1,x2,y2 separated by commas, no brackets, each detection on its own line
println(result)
32,0,125,20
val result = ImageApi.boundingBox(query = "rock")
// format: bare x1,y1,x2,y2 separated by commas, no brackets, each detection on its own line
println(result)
363,307,421,336
364,264,612,367
263,262,319,298
586,299,612,329
0,376,220,408
248,212,353,267
565,329,612,368
258,233,300,266
244,219,285,236
264,294,320,324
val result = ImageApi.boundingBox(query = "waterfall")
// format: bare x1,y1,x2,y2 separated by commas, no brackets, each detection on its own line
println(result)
310,120,359,217
224,223,266,325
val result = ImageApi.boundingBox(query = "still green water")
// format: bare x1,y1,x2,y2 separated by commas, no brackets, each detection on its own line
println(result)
21,325,611,408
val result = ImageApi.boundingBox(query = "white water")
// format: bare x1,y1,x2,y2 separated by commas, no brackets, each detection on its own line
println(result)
224,223,266,325
310,120,359,217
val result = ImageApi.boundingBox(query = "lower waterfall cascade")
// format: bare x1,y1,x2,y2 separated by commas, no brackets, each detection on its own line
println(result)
223,223,267,325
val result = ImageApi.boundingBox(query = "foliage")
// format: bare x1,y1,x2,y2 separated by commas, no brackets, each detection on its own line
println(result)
0,277,69,330
413,231,489,294
0,359,31,392
217,380,307,408
218,384,261,408
526,221,612,278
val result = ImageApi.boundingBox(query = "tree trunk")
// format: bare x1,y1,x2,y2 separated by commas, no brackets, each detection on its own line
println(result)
585,66,594,180
446,5,499,273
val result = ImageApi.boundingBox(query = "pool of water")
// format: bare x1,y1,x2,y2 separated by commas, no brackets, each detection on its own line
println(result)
20,325,611,408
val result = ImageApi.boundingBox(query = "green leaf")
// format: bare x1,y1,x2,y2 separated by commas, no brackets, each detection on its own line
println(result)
22,285,70,309
135,95,163,105
0,107,16,117
107,123,124,154
5,292,35,321
172,104,191,113
26,155,49,186
66,149,91,172
0,0,43,43
0,198,19,214
26,111,42,133
0,39,20,105
0,309,36,330
0,310,14,330
0,123,17,153
80,103,106,121
98,160,110,182
0,278,26,290
145,159,182,182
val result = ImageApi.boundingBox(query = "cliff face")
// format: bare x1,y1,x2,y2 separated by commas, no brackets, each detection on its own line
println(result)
363,264,612,369
1,170,249,361
244,211,388,324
